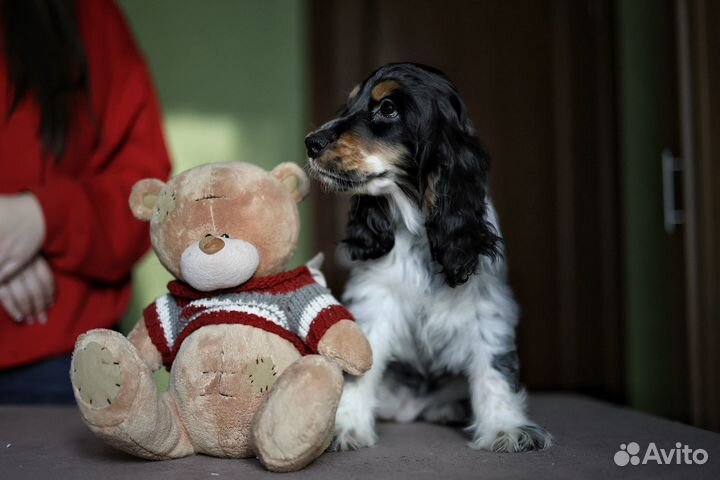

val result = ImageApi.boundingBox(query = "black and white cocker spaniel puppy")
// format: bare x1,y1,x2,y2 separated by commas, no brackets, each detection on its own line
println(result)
305,63,552,452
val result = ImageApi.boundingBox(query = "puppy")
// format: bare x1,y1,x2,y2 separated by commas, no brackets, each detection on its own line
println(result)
305,63,552,452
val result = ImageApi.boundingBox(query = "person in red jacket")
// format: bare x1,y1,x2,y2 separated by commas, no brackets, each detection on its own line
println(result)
0,0,171,402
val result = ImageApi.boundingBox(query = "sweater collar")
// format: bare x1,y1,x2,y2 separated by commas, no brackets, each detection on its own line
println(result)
167,266,312,299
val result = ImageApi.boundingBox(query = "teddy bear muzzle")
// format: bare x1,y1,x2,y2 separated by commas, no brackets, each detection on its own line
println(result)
180,236,260,291
199,235,225,255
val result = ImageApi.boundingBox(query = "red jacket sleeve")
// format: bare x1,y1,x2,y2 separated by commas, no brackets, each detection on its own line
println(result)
28,2,171,283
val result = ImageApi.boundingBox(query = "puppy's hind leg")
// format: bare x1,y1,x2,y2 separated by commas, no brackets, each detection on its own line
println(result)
420,376,471,425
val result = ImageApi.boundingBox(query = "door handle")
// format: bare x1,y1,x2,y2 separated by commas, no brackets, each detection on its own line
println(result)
662,148,684,234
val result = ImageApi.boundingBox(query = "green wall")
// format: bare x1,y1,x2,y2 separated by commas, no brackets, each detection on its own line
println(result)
116,0,310,333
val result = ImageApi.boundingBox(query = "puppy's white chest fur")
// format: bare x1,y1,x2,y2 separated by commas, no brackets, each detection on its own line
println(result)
343,224,512,377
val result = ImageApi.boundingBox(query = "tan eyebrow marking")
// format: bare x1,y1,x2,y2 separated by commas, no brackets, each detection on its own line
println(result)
348,83,361,99
424,173,438,211
371,80,400,101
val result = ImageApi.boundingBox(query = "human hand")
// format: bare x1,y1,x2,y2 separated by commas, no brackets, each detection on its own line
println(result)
0,257,54,325
0,193,46,282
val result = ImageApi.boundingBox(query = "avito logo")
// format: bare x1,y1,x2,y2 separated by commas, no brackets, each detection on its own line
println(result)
614,442,709,466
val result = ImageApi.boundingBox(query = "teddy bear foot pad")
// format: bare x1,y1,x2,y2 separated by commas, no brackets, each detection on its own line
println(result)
72,341,123,408
253,355,343,472
71,329,194,460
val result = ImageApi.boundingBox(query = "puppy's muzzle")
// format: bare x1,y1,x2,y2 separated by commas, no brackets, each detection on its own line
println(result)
305,129,335,159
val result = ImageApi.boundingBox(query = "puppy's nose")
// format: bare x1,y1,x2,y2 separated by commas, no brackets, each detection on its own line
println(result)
305,131,332,159
199,235,225,255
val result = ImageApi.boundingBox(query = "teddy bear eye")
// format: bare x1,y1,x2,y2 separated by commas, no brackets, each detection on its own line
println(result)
205,233,212,237
221,233,230,239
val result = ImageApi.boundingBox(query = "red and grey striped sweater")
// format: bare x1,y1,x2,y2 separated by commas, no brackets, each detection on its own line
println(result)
143,266,353,367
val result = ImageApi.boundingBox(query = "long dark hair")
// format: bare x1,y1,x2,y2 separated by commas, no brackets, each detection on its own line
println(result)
1,0,89,156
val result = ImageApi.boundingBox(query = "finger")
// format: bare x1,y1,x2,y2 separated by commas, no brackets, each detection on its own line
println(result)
19,265,46,318
33,258,55,308
0,285,23,322
0,260,20,284
7,276,33,318
31,259,53,325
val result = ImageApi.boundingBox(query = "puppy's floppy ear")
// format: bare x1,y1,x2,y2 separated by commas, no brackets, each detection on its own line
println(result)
420,93,501,287
342,195,395,261
272,162,310,203
129,178,165,221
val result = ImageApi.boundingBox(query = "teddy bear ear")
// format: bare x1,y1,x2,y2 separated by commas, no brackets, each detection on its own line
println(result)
129,178,166,221
271,162,310,203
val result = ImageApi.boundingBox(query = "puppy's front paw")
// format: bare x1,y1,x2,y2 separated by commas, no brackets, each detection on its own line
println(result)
471,424,552,452
330,424,378,451
330,374,378,451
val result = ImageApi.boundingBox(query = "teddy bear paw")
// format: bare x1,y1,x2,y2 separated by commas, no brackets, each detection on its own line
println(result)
71,340,123,408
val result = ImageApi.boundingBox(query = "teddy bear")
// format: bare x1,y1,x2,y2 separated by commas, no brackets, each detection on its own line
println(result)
69,161,372,472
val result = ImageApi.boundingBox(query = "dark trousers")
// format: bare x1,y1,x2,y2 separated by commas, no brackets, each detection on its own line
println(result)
0,355,75,404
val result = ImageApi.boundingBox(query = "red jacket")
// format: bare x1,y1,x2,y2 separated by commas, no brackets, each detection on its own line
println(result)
0,0,171,368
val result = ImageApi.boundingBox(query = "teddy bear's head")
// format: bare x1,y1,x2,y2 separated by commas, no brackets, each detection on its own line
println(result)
129,162,310,291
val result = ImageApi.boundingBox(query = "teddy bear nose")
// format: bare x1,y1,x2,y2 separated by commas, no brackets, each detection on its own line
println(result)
199,235,225,255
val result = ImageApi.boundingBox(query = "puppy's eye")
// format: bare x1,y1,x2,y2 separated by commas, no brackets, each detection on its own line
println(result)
379,99,398,118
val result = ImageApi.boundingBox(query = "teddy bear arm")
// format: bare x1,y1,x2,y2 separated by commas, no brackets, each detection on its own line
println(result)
317,319,373,375
127,319,163,372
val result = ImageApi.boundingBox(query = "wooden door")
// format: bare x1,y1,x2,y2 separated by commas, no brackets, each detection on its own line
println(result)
615,0,689,422
678,0,720,432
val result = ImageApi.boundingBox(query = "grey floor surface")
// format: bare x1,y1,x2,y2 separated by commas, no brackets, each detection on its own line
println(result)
1,393,719,479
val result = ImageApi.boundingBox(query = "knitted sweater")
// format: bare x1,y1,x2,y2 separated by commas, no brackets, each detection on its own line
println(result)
143,266,353,367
